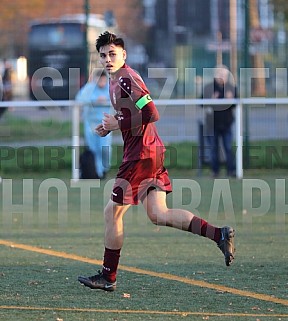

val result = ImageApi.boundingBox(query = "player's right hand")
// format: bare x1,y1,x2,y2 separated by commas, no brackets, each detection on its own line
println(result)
95,124,110,137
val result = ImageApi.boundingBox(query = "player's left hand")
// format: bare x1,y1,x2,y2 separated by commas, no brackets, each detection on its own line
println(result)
102,113,119,131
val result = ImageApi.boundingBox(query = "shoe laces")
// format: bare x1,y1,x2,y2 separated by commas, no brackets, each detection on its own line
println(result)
89,270,103,282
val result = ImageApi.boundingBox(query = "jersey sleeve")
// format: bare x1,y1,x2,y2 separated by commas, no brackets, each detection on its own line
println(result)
116,70,159,131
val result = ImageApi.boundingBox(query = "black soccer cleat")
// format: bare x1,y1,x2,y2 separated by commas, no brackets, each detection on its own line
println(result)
217,226,235,266
78,271,116,291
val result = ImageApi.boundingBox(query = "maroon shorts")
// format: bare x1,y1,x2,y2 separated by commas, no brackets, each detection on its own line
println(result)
111,156,172,205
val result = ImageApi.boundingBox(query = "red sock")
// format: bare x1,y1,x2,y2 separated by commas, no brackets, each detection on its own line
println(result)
188,216,221,243
102,247,121,283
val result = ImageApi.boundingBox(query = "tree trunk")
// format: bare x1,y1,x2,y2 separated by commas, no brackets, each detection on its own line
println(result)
249,0,266,96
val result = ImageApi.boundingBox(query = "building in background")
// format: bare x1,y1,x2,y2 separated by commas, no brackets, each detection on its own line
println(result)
142,0,278,97
0,0,285,98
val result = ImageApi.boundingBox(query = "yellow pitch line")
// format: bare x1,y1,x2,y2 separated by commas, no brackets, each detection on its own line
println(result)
0,305,287,318
1,239,288,307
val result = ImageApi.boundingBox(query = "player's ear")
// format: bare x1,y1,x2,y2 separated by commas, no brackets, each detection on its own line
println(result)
123,50,127,60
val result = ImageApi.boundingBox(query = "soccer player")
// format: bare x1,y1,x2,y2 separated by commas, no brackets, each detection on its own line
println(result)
78,31,235,292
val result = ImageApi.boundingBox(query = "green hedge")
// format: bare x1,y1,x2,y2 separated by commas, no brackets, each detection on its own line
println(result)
0,141,287,175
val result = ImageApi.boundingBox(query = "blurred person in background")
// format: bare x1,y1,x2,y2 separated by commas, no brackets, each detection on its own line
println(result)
202,65,237,178
1,59,13,117
0,74,3,102
76,70,112,179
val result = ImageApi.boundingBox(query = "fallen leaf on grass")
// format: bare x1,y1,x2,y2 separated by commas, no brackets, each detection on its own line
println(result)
28,281,39,286
122,293,131,298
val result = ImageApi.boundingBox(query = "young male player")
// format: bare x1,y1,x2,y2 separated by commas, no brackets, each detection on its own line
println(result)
78,31,235,291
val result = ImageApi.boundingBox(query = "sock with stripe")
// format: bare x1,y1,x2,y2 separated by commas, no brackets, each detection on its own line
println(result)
188,216,221,243
102,247,121,283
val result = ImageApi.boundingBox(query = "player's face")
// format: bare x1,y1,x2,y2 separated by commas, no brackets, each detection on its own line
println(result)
99,44,126,75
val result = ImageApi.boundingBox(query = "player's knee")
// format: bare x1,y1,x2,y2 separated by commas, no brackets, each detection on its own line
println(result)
104,200,127,226
147,208,167,226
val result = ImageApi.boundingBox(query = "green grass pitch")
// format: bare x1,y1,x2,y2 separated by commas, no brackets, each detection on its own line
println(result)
0,170,287,321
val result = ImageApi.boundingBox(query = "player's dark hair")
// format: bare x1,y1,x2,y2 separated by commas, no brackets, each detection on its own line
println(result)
96,31,125,52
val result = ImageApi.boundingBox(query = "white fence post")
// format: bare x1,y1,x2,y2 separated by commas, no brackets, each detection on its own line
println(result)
71,102,80,181
235,100,243,178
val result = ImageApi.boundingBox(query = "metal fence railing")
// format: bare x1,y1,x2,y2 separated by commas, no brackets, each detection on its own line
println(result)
1,98,288,180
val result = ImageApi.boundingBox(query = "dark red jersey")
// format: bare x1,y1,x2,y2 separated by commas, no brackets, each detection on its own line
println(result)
109,64,165,161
